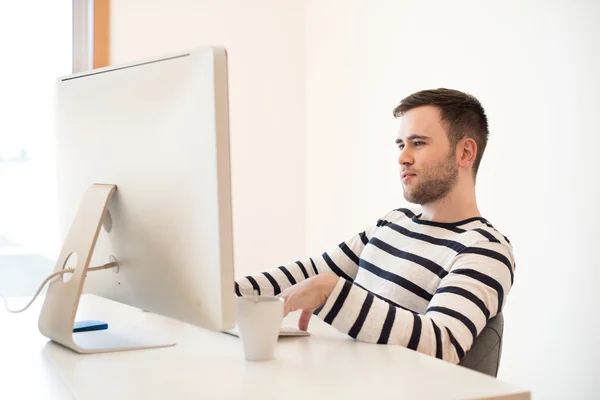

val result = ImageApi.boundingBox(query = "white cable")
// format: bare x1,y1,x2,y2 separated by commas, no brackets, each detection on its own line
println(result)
1,261,118,314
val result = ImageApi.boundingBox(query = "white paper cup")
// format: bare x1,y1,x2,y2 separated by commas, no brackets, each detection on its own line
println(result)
236,296,284,361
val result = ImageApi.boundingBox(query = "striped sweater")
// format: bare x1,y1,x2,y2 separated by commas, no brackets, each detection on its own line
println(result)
235,208,515,364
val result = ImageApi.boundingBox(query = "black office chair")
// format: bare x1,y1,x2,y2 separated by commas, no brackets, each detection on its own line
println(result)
458,312,504,377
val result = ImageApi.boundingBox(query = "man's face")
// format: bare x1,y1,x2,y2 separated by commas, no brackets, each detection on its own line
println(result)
396,106,458,205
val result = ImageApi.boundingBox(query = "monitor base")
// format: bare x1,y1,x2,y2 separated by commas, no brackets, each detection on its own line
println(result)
36,184,174,354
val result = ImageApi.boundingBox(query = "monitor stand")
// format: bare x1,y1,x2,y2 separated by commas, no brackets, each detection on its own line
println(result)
38,184,176,354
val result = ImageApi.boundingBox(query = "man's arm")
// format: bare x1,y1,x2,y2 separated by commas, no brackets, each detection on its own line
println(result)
313,241,514,364
235,210,397,298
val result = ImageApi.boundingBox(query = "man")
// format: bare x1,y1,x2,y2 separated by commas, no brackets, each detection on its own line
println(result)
235,88,514,364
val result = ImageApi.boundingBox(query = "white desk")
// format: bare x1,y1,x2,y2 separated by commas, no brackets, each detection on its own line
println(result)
1,295,530,400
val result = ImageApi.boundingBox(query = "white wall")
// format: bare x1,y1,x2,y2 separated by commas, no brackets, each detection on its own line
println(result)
110,0,307,278
306,0,600,399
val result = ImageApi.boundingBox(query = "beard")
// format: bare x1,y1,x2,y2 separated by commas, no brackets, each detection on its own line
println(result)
402,152,458,205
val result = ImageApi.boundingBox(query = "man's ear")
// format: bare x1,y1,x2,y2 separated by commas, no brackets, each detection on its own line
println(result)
457,138,477,169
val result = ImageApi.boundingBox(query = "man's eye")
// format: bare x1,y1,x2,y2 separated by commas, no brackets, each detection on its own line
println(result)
397,144,405,150
414,141,425,147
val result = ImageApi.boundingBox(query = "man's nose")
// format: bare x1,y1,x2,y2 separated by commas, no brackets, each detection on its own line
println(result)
398,147,413,167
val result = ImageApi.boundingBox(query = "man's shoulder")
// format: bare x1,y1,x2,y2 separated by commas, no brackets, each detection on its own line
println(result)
461,219,513,250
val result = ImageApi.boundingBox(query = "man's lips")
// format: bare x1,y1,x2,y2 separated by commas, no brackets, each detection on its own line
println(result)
401,171,416,180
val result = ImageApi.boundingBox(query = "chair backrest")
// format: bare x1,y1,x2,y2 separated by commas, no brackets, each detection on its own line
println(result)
458,312,504,377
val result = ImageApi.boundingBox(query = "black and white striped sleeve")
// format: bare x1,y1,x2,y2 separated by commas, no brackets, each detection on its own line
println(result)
235,211,397,297
314,241,515,364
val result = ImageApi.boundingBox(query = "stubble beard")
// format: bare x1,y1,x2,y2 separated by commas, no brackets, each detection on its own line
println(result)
402,152,459,205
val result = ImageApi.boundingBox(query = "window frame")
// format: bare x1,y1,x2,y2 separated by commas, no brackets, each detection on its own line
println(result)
72,0,110,73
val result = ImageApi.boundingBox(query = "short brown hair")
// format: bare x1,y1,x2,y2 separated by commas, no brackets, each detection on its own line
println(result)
393,88,489,177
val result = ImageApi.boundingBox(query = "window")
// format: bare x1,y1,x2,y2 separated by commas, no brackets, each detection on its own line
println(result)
0,1,107,297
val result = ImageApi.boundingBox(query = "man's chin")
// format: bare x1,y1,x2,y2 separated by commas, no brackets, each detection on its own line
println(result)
402,191,419,205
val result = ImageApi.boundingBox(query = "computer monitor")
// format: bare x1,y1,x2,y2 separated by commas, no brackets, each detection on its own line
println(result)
38,46,236,353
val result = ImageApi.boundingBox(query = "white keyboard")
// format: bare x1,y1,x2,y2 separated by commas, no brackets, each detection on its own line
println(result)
224,326,311,338
278,327,311,337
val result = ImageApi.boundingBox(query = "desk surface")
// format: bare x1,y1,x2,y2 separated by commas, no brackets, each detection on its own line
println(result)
1,295,530,400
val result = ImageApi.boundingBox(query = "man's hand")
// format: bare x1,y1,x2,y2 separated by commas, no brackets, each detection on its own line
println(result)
278,273,340,331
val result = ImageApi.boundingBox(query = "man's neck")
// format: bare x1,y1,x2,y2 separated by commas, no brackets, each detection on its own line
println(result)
418,181,480,223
